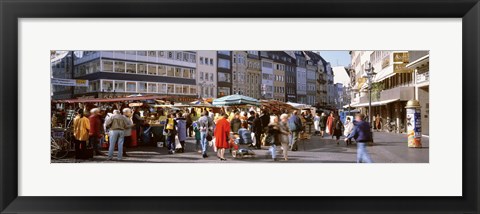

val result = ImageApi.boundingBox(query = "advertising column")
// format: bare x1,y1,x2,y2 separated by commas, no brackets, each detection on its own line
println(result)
405,100,422,148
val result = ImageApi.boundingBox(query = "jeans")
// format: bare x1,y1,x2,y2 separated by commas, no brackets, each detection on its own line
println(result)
89,136,101,152
291,131,300,150
108,130,125,160
200,131,208,155
357,142,373,163
269,145,277,159
167,135,175,152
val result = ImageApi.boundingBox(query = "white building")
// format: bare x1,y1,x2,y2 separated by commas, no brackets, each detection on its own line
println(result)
196,51,217,98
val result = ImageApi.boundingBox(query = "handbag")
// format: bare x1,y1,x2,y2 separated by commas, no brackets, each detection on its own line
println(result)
175,136,182,149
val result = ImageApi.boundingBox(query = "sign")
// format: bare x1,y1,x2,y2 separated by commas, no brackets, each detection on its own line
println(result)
393,63,414,73
406,108,422,148
393,52,409,63
381,57,390,69
51,78,89,87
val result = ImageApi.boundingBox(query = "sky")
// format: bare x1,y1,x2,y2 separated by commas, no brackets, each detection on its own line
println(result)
318,51,351,67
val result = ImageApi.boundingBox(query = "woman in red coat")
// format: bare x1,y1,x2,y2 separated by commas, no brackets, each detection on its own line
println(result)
214,113,230,161
326,112,335,138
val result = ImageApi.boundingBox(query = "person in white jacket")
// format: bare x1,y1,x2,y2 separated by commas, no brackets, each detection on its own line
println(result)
343,117,354,146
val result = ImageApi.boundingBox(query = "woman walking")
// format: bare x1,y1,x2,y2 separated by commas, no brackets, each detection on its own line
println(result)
326,112,335,138
279,114,291,161
214,113,230,161
175,113,187,153
333,114,344,144
343,117,354,146
319,113,327,137
73,109,90,160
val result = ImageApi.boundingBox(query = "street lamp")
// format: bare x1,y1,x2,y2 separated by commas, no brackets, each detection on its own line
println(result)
362,61,377,126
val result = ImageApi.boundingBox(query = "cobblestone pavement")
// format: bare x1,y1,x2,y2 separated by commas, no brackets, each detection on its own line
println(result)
52,131,429,163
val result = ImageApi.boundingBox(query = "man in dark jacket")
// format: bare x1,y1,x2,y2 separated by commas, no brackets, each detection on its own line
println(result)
251,113,263,149
345,113,373,163
288,110,303,151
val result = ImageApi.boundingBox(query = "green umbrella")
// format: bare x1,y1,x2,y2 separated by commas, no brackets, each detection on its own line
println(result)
212,94,260,106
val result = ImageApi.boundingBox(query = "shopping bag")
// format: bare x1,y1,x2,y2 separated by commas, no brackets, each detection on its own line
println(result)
209,138,214,147
251,133,256,146
175,136,182,149
326,126,330,134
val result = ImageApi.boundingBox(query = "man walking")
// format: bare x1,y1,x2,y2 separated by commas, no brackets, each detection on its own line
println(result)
89,108,106,156
288,110,303,151
197,112,212,158
251,113,263,149
345,113,373,163
104,110,128,161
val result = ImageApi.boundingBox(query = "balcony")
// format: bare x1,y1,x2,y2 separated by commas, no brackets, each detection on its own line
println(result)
359,86,414,103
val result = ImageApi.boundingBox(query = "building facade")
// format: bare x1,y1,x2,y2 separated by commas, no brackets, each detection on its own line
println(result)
71,51,198,99
217,51,233,97
283,52,297,102
326,62,335,108
196,51,217,99
232,51,248,95
406,51,429,135
294,51,307,104
260,51,274,99
246,51,262,99
51,51,74,100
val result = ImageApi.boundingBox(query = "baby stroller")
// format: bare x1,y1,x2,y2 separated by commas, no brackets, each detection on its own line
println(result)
230,132,255,159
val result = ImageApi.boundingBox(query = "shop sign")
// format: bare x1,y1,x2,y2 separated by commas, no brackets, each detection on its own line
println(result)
394,63,414,73
51,78,89,87
381,57,390,69
393,52,409,63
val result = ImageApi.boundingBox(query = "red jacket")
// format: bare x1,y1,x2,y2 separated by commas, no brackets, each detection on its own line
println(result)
89,115,102,138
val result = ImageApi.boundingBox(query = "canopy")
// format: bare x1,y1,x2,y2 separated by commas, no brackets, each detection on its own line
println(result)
350,99,399,108
261,100,297,111
286,102,312,109
53,95,166,103
212,94,260,106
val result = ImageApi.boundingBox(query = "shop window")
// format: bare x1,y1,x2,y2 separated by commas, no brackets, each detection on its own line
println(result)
126,63,136,74
148,65,157,75
102,60,113,72
114,61,125,73
126,82,136,92
115,81,125,92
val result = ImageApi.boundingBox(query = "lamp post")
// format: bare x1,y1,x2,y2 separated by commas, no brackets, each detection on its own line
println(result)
363,61,376,127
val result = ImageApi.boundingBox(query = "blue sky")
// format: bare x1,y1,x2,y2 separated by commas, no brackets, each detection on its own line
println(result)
318,51,351,67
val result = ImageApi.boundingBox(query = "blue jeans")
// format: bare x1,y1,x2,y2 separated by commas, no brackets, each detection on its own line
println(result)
357,142,373,163
200,131,208,155
167,135,175,152
269,145,277,159
108,130,125,160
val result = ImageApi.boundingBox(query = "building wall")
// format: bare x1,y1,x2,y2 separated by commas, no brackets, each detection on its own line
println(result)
260,55,274,99
217,51,232,97
232,51,248,96
246,52,262,99
306,63,317,105
196,51,217,98
273,62,286,102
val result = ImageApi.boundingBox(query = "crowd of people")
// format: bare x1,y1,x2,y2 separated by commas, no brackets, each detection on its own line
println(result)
64,103,373,163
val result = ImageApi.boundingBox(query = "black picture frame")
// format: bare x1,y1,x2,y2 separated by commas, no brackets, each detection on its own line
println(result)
1,0,479,213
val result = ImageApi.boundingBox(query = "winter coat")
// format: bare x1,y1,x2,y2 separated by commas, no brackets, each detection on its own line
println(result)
347,120,373,142
175,117,187,142
214,117,231,149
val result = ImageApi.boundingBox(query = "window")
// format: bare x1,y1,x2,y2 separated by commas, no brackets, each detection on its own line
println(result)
114,61,125,73
218,58,230,69
168,51,174,59
137,51,147,56
174,67,182,77
210,58,213,65
148,83,157,93
138,64,146,74
218,72,231,82
159,51,165,57
102,80,114,92
158,65,166,76
218,87,230,96
175,85,182,94
126,63,136,74
209,73,214,81
89,81,99,92
183,68,191,78
183,53,189,62
190,69,195,79
262,61,273,68
126,51,136,55
218,51,230,56
204,58,208,64
183,85,189,94
159,84,167,94
190,54,196,63
115,81,125,92
148,65,157,75
176,52,182,60
166,66,174,77
138,82,147,93
210,88,213,96
167,84,174,94
148,51,156,57
200,57,204,64
126,82,136,92
190,86,197,95
102,60,113,72
200,72,204,80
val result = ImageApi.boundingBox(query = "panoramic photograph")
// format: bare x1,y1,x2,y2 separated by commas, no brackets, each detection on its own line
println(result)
50,50,430,163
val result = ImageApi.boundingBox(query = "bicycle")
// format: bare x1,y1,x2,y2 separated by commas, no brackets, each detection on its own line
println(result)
51,128,73,159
